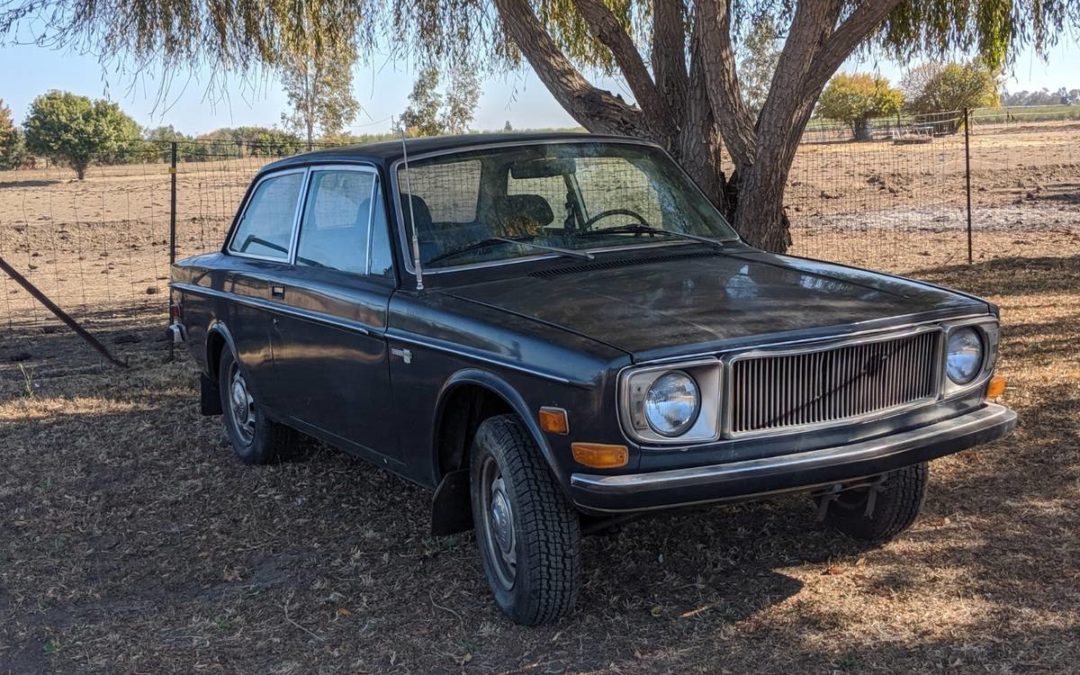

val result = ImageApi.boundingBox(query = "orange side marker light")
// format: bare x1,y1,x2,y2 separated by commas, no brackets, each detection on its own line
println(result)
571,443,629,469
986,375,1006,399
539,407,570,435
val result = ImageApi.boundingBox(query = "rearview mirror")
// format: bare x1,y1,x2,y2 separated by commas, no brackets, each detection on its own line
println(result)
510,158,576,179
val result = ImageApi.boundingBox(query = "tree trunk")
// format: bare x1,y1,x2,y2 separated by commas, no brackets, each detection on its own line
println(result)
74,160,87,180
854,117,872,140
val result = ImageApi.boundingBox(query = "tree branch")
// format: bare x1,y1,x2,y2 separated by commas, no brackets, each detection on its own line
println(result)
570,0,670,127
801,0,905,98
651,0,688,116
694,0,756,169
493,0,649,137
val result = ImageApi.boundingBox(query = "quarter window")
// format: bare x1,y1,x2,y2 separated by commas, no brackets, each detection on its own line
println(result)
296,169,393,277
229,172,304,259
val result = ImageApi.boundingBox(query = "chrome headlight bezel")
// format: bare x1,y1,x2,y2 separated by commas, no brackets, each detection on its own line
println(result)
618,358,722,445
941,318,999,397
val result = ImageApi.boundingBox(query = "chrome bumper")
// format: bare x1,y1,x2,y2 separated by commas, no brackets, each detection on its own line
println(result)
570,403,1016,513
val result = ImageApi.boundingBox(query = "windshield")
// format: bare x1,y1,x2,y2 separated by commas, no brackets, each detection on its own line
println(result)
396,141,739,269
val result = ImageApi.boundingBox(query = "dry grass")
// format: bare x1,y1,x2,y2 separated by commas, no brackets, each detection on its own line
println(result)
1,121,1078,672
1,254,1077,673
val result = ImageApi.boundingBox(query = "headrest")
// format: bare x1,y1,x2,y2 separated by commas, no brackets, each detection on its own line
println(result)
399,194,433,229
494,194,554,228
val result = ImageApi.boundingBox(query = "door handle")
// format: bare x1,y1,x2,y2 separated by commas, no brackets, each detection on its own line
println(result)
270,285,285,299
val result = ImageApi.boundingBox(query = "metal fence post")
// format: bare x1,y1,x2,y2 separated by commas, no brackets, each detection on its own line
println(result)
168,141,178,360
169,141,178,265
964,108,973,264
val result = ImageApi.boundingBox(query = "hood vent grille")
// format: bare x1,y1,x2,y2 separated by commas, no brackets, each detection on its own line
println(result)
530,250,718,279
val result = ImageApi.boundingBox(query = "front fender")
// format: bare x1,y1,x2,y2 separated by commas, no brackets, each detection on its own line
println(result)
434,368,569,491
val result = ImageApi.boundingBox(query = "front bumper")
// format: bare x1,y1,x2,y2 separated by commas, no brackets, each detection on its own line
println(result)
570,403,1016,513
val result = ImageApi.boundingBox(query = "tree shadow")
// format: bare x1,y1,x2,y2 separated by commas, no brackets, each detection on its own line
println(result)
913,254,1080,298
0,179,62,189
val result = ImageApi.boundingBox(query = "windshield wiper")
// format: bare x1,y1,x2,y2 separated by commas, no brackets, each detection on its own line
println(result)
574,224,726,250
428,236,594,265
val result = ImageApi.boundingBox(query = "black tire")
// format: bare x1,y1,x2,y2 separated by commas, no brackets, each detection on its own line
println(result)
823,462,929,541
218,349,297,465
469,415,581,625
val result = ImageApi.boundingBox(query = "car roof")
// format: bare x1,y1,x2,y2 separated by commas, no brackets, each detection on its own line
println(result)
258,132,657,174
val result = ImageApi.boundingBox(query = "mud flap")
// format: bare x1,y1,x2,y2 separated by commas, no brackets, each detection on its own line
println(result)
431,469,473,536
200,373,223,416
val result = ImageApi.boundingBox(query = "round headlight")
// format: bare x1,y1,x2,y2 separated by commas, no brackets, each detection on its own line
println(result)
644,371,700,437
946,327,983,384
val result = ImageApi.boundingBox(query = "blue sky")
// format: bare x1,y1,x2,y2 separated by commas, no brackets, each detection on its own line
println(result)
0,37,1077,135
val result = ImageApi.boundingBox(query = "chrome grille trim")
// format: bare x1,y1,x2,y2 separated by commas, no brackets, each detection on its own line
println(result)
726,327,942,437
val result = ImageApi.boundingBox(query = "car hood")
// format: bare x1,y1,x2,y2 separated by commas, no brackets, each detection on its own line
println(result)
440,248,989,361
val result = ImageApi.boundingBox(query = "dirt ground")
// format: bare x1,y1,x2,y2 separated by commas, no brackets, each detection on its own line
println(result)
1,123,1078,673
1,254,1077,673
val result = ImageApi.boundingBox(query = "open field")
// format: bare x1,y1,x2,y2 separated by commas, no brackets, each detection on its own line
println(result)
1,122,1078,338
1,254,1077,673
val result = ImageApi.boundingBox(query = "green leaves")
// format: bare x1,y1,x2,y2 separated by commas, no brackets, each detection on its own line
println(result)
22,91,142,179
901,60,1000,115
817,73,904,132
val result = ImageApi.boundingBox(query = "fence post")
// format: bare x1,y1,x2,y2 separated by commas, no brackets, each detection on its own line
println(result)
169,141,178,265
964,108,973,264
168,141,178,361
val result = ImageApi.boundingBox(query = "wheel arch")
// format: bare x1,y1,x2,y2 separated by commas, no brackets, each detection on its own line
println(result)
429,369,571,537
205,320,237,381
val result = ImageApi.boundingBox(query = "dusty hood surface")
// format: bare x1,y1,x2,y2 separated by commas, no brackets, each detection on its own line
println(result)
442,248,987,361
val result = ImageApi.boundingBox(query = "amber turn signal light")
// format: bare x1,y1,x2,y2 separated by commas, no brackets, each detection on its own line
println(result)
986,374,1006,398
538,407,569,435
571,443,629,469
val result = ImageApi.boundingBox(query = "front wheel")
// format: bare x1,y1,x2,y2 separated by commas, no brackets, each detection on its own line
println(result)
822,462,929,541
218,349,297,465
470,415,581,625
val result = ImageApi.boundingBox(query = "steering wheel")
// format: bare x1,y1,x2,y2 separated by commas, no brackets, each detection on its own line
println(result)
583,208,649,230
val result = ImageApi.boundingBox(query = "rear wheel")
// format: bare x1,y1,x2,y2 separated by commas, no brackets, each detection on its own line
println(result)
822,462,929,541
470,415,581,625
218,349,296,464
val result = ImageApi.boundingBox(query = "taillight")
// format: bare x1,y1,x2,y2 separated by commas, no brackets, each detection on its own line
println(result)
170,301,183,320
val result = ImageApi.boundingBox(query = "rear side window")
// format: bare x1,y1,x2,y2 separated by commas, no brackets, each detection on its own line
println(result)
296,169,393,277
229,172,304,259
398,159,480,223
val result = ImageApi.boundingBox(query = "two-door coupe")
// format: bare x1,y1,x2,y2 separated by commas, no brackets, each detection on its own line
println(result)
170,133,1016,624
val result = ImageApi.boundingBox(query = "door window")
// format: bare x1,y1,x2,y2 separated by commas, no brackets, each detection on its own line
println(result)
229,172,304,259
296,169,393,277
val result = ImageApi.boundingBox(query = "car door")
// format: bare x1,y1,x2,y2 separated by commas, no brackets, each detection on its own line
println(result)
264,165,400,464
221,168,307,404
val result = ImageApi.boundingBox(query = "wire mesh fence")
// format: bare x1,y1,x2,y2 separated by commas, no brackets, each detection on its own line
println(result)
0,107,1078,371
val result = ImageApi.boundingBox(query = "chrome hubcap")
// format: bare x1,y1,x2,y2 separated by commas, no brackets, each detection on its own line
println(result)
481,458,516,588
228,364,256,444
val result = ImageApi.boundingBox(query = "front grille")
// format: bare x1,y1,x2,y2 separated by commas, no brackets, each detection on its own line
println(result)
729,331,940,435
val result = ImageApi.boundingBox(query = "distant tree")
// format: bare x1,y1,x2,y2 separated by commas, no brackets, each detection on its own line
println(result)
400,65,480,137
22,91,141,178
817,74,903,140
192,127,304,157
0,99,20,169
902,61,1000,116
442,68,480,134
503,120,513,132
736,16,781,115
143,125,191,142
400,65,445,137
279,37,360,148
